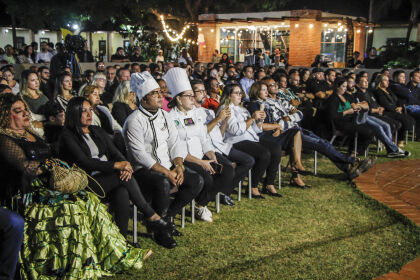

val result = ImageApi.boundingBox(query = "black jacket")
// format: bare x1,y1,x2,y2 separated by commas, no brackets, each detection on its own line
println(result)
58,125,125,174
375,88,401,112
111,102,135,127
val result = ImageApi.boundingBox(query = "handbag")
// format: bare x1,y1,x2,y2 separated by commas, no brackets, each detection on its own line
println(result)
44,158,105,198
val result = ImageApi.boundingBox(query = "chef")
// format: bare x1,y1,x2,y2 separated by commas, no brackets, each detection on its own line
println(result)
123,71,203,249
165,67,234,222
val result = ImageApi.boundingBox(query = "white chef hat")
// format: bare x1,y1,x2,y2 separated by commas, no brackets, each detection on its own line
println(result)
130,71,160,100
163,67,192,97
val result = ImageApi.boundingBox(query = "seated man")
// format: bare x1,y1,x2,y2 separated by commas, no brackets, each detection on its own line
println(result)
260,77,373,179
0,208,24,280
43,102,65,155
123,71,204,248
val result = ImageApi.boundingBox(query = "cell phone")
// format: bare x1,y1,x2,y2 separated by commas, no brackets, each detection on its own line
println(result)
210,162,223,174
260,103,264,111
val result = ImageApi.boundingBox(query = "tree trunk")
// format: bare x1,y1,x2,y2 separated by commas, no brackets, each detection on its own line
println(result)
11,13,17,48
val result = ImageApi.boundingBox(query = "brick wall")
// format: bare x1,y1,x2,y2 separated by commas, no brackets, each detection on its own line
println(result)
197,23,217,62
354,26,366,57
289,19,322,67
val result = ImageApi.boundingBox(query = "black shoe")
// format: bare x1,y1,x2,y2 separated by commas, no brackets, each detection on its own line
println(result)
289,180,311,189
145,219,171,233
251,193,265,199
162,216,183,236
220,194,235,206
296,169,312,176
261,187,283,197
154,231,177,249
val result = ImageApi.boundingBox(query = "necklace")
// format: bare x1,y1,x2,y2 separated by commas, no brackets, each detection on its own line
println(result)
0,128,27,139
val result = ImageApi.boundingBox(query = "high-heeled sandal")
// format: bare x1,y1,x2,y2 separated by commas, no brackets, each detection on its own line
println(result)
261,186,282,197
290,171,312,189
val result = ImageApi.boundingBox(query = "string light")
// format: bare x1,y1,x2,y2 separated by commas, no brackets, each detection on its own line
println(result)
160,15,190,42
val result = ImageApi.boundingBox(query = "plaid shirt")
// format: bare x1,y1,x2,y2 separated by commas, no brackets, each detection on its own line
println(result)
265,97,303,131
277,88,300,103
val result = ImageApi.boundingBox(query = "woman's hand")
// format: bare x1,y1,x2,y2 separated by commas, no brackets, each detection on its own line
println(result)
119,170,132,181
114,161,133,173
200,159,216,174
395,107,403,114
252,110,265,121
272,127,282,137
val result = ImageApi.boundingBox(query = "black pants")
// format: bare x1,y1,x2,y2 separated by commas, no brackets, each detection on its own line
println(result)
91,172,155,237
184,153,235,206
334,121,376,154
384,111,415,140
134,167,203,218
227,147,255,187
233,140,275,188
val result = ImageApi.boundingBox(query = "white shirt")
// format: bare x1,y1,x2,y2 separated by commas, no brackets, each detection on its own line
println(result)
123,105,186,170
221,103,262,144
169,107,213,159
195,106,232,155
35,51,54,63
11,82,19,95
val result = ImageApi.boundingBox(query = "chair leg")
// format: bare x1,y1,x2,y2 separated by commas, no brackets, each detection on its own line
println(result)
191,199,195,224
238,181,241,201
394,131,398,145
354,132,358,157
133,205,138,244
248,169,252,199
278,163,281,190
181,206,185,228
406,130,408,145
216,193,220,213
413,125,415,142
314,151,317,175
330,135,337,145
376,138,380,153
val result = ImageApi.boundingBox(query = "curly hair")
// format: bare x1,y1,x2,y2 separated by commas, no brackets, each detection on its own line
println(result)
0,93,27,128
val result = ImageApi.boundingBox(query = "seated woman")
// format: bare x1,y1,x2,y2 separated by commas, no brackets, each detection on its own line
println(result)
166,68,235,221
3,68,19,95
247,82,310,189
53,71,74,111
112,80,138,127
0,93,150,279
375,74,416,148
217,84,280,198
59,97,170,239
124,71,204,248
328,77,377,155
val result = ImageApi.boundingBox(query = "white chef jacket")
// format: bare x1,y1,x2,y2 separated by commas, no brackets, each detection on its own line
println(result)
195,106,232,155
123,105,187,171
220,103,262,144
168,107,214,159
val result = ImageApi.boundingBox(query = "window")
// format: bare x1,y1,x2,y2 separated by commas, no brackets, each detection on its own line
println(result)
321,27,347,63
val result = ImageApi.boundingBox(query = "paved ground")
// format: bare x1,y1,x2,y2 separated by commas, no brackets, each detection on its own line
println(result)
354,159,420,280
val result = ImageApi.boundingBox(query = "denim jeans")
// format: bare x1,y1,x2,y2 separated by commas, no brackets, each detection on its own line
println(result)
406,105,420,119
301,128,355,172
0,208,24,280
366,116,398,153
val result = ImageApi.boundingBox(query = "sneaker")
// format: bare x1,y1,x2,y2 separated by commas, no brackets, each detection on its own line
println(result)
387,148,411,158
195,206,213,222
346,161,361,180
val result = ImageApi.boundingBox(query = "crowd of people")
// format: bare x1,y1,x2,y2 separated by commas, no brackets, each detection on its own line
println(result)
0,41,420,279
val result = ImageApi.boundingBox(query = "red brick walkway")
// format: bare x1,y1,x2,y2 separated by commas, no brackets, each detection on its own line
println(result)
354,159,420,280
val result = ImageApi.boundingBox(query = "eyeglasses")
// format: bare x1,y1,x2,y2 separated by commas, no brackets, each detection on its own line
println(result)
231,90,242,95
181,94,195,100
268,83,277,88
149,90,162,97
193,89,206,93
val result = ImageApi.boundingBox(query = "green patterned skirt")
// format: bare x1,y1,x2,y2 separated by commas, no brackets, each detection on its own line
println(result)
19,188,149,279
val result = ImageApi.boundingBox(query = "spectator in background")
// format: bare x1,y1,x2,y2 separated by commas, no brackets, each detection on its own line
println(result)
76,41,94,62
311,54,328,68
17,45,35,64
192,62,206,80
203,77,221,112
111,47,129,62
178,48,193,66
132,63,141,73
212,49,220,63
219,53,232,65
130,46,144,62
82,69,95,86
112,80,138,126
31,41,39,55
156,50,164,62
347,51,362,68
239,66,255,101
106,66,117,91
35,42,54,63
102,67,131,106
364,47,383,69
43,102,65,154
2,45,16,65
20,70,49,116
157,79,172,112
53,72,74,111
3,68,19,95
96,61,106,73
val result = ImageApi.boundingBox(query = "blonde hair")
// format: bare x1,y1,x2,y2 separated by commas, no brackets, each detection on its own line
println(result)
90,73,106,87
113,81,136,105
19,70,43,98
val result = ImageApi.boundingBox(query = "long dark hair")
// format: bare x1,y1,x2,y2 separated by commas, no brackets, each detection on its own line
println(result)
53,72,73,100
219,83,244,106
65,96,89,141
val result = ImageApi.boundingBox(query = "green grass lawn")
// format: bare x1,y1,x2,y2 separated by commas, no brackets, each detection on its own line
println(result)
111,141,420,280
